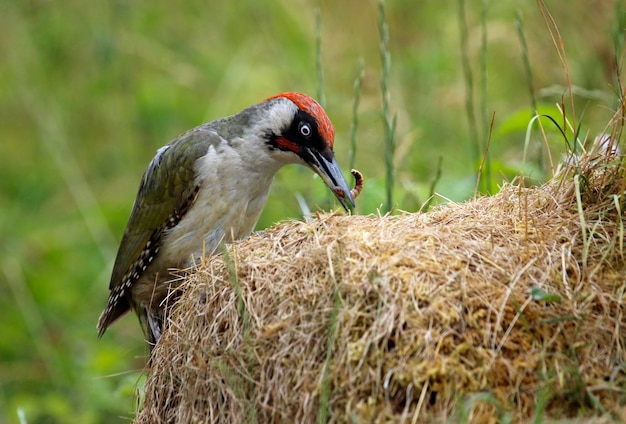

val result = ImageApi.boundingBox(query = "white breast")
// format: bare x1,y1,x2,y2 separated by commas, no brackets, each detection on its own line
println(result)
157,132,289,268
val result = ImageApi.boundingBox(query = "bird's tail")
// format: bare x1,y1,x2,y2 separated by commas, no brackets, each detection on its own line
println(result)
97,295,130,338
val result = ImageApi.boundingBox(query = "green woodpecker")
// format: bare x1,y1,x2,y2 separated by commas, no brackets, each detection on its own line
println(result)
97,92,354,348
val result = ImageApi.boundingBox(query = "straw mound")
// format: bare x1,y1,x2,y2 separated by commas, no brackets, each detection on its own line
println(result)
136,148,626,423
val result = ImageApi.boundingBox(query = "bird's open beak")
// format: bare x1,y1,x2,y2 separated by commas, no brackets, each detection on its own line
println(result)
308,149,355,211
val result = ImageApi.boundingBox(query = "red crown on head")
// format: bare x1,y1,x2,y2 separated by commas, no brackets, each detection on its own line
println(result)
265,92,335,148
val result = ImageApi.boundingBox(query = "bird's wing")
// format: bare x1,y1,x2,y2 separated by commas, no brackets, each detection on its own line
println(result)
101,128,223,328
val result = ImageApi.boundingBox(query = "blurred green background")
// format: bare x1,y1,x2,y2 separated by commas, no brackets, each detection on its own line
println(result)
1,0,623,422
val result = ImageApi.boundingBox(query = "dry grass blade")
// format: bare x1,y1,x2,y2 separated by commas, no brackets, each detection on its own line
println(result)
136,126,626,423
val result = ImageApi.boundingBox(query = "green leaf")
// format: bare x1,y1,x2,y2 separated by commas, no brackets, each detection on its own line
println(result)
531,285,562,303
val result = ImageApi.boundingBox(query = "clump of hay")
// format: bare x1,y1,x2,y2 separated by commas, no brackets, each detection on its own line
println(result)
136,137,626,423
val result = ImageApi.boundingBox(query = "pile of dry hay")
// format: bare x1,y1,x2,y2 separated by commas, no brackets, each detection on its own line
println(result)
136,140,626,423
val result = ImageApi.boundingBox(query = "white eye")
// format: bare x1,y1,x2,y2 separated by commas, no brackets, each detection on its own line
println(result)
299,121,312,138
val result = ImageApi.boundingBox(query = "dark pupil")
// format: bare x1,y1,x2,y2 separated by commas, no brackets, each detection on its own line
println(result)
300,122,311,137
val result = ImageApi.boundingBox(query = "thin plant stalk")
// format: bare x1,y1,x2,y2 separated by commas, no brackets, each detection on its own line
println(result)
480,0,492,194
612,0,626,112
457,0,480,178
222,246,258,423
515,12,543,172
378,0,396,213
537,0,576,129
315,8,326,109
317,285,342,423
349,59,365,171
474,111,496,198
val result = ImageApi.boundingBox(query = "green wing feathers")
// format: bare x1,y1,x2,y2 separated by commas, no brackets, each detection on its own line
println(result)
102,128,222,328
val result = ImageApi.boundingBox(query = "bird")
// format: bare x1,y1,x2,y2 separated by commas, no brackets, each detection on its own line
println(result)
97,92,355,349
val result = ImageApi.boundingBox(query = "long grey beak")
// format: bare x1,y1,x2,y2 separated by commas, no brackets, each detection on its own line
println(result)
309,150,355,211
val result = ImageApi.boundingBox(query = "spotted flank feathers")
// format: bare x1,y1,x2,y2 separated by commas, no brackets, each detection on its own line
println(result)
97,91,352,349
96,235,161,337
97,185,201,337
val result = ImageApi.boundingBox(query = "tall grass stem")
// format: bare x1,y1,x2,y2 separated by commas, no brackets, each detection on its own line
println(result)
349,59,365,171
457,0,481,184
480,0,492,193
315,8,326,109
378,0,396,213
515,12,542,171
221,246,257,423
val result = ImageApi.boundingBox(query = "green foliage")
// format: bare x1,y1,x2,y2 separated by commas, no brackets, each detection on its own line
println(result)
0,0,622,422
531,286,563,303
455,392,513,424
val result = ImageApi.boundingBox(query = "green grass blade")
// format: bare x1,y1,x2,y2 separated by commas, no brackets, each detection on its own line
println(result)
378,0,396,213
349,59,365,172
